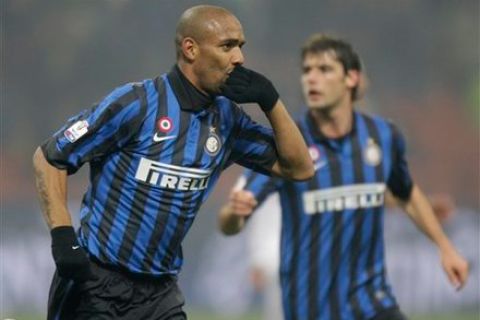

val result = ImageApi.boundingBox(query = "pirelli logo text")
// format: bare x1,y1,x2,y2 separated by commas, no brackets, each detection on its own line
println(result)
135,158,211,191
302,183,386,214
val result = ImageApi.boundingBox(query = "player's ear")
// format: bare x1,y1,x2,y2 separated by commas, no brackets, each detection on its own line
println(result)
345,69,360,90
181,37,198,62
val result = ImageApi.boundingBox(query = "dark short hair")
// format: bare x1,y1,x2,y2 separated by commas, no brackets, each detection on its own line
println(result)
301,34,362,99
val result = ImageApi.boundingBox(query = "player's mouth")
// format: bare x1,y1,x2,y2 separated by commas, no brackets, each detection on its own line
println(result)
308,89,323,99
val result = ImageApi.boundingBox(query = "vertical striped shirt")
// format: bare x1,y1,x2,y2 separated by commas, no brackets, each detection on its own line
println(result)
239,110,413,320
42,66,278,276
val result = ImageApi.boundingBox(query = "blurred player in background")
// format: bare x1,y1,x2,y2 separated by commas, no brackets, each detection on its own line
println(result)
242,187,459,320
33,5,313,320
219,33,469,320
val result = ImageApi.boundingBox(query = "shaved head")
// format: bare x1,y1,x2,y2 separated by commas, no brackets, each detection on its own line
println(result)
174,5,245,94
175,5,240,59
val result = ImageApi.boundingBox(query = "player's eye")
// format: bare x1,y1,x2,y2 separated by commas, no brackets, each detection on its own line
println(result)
302,66,311,74
319,65,333,72
222,43,235,51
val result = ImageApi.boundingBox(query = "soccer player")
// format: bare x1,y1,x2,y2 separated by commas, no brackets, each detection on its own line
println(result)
219,34,469,320
32,5,314,320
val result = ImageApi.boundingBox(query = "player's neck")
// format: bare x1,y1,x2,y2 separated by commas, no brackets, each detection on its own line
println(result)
310,102,354,139
176,61,209,96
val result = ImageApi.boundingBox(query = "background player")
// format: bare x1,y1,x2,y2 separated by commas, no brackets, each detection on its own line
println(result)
219,33,469,320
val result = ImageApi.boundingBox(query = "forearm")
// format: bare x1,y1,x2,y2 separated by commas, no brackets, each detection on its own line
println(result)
218,204,246,235
33,147,72,229
266,100,314,181
402,185,453,251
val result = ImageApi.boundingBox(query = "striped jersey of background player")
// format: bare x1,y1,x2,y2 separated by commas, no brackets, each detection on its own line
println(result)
219,34,469,320
32,5,314,320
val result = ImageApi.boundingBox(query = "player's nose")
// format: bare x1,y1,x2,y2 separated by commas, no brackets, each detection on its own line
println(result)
232,47,244,65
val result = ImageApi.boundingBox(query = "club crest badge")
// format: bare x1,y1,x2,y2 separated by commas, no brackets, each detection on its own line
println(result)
205,126,221,156
364,138,382,166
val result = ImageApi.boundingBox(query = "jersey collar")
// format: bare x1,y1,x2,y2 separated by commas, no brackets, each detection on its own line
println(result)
167,65,214,112
305,109,358,143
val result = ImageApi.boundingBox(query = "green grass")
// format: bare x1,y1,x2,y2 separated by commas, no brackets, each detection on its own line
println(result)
184,310,480,320
0,314,42,320
5,311,479,320
186,310,261,320
411,314,479,320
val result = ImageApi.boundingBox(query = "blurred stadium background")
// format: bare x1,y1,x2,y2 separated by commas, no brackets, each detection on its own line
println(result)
1,0,478,319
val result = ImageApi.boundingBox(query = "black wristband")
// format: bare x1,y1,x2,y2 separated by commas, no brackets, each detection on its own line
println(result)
51,225,77,244
50,225,95,282
257,85,279,113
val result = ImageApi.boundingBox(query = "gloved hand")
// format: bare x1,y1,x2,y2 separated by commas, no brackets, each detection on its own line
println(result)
51,226,95,282
221,65,279,112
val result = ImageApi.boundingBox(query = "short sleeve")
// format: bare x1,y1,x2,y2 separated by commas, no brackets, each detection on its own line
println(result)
387,124,413,201
228,108,278,176
41,83,146,174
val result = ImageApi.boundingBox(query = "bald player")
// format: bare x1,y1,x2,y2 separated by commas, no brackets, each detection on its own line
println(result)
33,5,314,320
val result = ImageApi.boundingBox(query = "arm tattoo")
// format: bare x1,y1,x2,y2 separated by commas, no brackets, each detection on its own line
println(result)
34,166,53,227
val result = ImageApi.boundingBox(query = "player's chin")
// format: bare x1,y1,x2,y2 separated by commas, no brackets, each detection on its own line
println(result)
202,82,221,96
210,81,227,96
209,86,223,96
307,102,327,110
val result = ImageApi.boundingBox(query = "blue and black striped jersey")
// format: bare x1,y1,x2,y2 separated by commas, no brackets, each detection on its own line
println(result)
240,110,413,320
42,66,278,276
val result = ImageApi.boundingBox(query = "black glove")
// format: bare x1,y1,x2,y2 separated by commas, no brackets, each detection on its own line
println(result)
221,65,279,112
51,226,95,282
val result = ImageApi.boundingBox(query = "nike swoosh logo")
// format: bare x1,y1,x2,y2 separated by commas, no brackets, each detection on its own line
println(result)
72,245,80,250
153,134,176,143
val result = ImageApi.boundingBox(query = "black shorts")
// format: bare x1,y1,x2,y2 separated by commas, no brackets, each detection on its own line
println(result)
370,306,408,320
47,259,186,320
